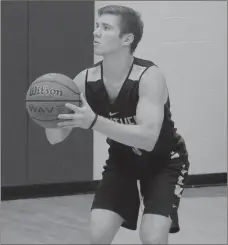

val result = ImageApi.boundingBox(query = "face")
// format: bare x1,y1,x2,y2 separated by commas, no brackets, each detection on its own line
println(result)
93,14,129,56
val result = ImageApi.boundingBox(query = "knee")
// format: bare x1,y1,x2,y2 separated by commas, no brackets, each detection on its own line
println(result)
90,226,110,244
90,209,123,244
90,229,105,244
90,221,120,244
139,232,165,244
139,229,168,244
139,214,172,244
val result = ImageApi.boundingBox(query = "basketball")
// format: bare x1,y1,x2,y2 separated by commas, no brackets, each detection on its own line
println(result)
26,73,81,128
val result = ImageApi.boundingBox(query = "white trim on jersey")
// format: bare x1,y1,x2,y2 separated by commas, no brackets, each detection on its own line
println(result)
128,64,147,81
87,65,101,82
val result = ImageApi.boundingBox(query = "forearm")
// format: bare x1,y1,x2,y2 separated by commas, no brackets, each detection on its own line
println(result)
93,116,156,151
45,128,72,144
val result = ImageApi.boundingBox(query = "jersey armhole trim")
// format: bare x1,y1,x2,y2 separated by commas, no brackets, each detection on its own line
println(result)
137,64,158,100
138,64,158,82
85,69,89,99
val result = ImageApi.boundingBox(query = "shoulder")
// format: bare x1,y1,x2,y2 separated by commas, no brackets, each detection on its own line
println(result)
139,66,168,103
72,61,102,93
134,57,156,68
142,65,166,83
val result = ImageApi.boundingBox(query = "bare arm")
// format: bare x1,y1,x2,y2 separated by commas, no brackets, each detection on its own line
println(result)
45,127,73,145
45,70,87,144
93,66,168,151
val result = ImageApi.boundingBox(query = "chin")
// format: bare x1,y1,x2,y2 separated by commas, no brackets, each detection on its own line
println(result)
95,50,120,58
93,47,104,55
94,50,105,56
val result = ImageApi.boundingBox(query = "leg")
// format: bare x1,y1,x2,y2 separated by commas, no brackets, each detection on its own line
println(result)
139,154,190,244
140,214,172,244
90,209,123,244
90,166,140,244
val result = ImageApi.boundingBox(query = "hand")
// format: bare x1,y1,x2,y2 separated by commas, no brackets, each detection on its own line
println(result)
57,93,96,129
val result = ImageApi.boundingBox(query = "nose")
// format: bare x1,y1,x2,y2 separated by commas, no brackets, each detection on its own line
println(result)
93,26,101,38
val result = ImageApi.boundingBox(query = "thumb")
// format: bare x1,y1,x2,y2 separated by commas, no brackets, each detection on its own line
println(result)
80,93,88,106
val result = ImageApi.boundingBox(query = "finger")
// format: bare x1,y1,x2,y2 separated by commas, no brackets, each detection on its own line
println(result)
80,93,88,106
58,114,75,120
57,124,74,129
58,116,82,127
65,103,82,112
58,114,83,120
58,122,77,128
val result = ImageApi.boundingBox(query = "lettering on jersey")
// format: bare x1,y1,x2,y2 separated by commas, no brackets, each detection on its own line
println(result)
110,115,137,125
109,115,142,156
29,85,63,97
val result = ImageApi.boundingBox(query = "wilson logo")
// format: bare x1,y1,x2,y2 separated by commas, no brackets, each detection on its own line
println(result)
29,85,63,97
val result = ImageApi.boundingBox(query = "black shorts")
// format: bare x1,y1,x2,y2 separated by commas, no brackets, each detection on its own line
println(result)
91,152,190,233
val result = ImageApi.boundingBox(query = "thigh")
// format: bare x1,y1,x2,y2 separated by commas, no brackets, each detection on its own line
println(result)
140,213,172,244
90,209,123,244
91,167,140,230
140,156,190,233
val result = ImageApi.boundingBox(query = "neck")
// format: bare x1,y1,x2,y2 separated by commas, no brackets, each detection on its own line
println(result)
102,50,134,81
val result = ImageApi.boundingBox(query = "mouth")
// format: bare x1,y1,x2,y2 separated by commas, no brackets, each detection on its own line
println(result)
94,40,100,44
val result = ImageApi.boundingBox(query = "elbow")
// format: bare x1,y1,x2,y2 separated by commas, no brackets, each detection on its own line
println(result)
140,128,159,152
137,140,154,152
46,133,64,145
45,128,69,145
143,143,154,152
141,135,156,152
47,138,61,145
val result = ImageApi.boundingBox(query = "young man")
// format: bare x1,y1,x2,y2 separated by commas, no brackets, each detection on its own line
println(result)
46,5,190,244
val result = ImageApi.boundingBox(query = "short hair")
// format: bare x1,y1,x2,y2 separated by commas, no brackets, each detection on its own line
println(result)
98,5,144,53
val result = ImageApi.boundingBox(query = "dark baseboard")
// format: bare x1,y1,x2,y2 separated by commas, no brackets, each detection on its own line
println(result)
1,180,101,201
185,172,227,188
1,173,227,201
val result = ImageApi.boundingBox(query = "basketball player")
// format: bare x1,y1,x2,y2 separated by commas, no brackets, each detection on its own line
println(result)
45,5,190,244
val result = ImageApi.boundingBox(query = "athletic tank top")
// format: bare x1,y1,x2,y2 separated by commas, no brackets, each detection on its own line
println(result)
85,57,187,170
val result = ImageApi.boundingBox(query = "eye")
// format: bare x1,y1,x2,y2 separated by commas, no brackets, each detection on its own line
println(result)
104,25,110,31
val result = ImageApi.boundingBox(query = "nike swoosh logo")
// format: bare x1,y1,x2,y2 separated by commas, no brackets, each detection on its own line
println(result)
109,112,119,116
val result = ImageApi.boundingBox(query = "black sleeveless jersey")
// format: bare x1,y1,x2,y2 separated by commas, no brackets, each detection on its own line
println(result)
85,57,187,169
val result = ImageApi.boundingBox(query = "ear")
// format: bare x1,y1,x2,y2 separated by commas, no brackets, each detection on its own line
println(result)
122,33,134,47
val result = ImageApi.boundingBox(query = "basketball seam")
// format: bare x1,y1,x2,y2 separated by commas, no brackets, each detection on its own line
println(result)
30,80,80,96
30,116,62,122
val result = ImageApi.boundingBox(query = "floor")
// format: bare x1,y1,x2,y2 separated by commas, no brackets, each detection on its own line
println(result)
1,186,227,244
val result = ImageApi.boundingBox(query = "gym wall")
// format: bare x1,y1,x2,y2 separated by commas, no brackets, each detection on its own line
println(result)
94,1,227,179
1,1,95,187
